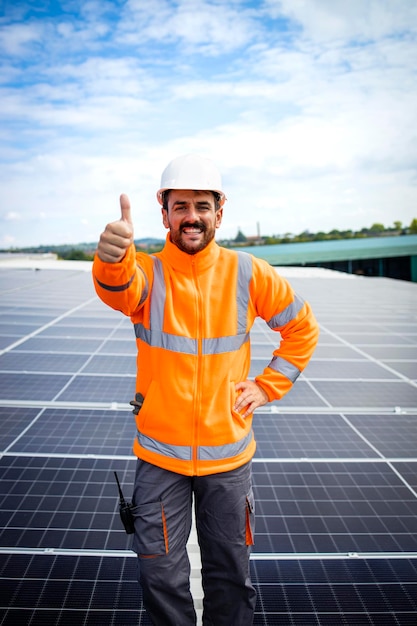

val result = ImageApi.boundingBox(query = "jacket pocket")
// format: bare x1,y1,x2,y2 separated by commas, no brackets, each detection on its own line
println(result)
136,380,158,432
230,381,247,428
131,500,169,557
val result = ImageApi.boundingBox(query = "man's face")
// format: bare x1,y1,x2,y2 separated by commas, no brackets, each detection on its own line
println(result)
162,189,223,254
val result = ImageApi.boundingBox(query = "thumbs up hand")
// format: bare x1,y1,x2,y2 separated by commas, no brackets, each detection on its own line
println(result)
97,194,134,263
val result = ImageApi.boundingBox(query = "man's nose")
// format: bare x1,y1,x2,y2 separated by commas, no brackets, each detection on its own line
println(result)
185,205,199,220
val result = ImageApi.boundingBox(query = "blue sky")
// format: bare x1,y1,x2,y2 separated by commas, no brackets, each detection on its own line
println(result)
1,0,416,248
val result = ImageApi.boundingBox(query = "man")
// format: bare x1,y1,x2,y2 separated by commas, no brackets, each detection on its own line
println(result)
93,154,319,625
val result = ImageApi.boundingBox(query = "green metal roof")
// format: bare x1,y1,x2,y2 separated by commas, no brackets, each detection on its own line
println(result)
233,234,417,266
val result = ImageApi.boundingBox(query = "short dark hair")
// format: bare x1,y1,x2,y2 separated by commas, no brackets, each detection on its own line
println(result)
161,190,222,212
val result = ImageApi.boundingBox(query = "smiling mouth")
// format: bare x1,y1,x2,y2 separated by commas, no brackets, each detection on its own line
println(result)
181,224,205,235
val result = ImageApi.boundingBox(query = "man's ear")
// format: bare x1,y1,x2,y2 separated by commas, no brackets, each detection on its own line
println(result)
162,208,169,229
215,207,223,229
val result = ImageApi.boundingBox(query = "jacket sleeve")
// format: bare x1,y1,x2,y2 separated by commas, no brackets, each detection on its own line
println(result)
251,259,320,401
92,244,151,316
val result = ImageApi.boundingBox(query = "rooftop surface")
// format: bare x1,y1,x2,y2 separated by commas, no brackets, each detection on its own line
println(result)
0,261,416,624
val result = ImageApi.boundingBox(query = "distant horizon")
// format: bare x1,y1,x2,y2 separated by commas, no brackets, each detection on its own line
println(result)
2,228,416,255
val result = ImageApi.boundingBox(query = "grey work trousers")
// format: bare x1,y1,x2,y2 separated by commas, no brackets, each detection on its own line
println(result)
131,459,256,625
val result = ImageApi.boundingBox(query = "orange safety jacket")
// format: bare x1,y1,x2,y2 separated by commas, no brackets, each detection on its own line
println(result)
93,235,319,476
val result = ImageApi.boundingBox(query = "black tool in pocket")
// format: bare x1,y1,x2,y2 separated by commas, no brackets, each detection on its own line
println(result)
114,471,135,534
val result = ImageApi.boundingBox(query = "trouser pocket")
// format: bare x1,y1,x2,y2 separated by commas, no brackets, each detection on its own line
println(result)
197,474,255,547
131,500,169,557
246,488,255,546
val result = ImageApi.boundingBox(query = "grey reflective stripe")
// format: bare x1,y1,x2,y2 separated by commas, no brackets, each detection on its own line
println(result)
236,252,252,333
203,333,249,355
137,265,149,307
268,356,301,383
137,431,192,460
268,293,304,329
135,324,248,354
135,323,197,354
150,257,165,330
135,323,151,344
95,273,135,292
137,429,253,462
199,430,253,461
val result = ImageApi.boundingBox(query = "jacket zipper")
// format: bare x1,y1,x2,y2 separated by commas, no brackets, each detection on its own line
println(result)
191,258,203,474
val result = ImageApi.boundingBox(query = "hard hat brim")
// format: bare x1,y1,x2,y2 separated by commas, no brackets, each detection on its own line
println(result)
156,189,226,206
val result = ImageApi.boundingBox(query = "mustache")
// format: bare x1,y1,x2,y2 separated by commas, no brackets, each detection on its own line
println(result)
180,221,206,232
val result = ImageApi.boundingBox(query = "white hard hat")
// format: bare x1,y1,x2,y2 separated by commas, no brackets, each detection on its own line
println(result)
156,154,226,206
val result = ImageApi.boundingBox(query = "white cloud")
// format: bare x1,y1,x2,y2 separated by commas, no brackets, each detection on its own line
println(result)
120,0,258,54
0,22,43,56
3,211,22,221
267,0,417,42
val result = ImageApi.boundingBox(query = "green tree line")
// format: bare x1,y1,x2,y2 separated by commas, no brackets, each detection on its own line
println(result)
233,218,417,246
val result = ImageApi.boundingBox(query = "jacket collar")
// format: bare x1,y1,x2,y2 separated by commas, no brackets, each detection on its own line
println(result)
159,233,221,273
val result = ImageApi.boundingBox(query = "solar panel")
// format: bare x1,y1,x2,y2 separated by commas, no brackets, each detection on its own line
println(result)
313,380,417,409
251,559,417,625
349,415,417,458
253,460,417,554
253,414,379,458
1,372,73,401
0,456,134,552
0,553,148,626
0,352,90,373
82,355,136,375
8,408,135,456
1,264,417,625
